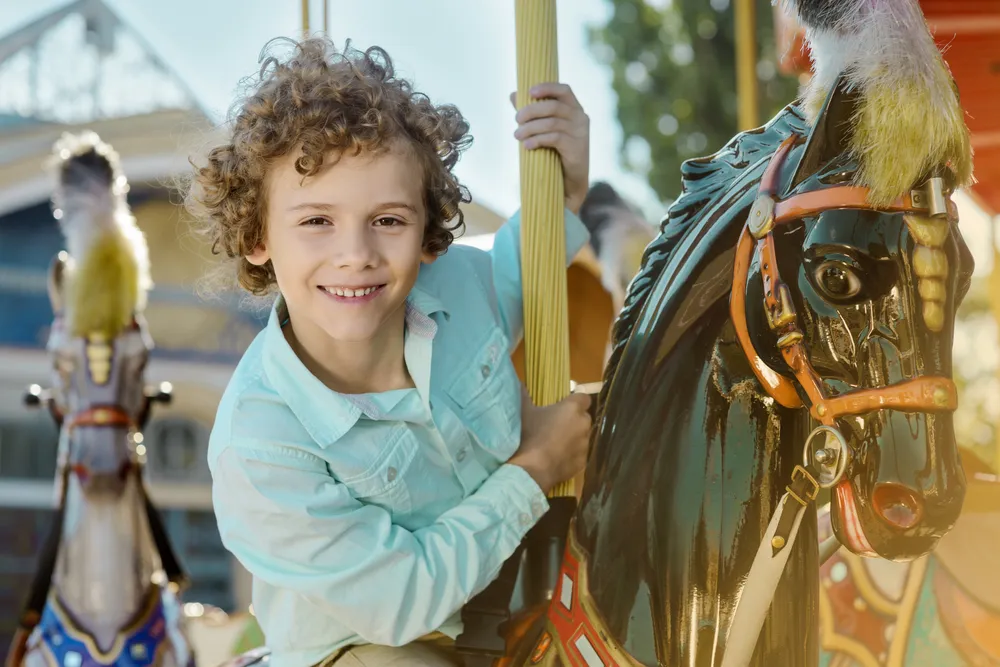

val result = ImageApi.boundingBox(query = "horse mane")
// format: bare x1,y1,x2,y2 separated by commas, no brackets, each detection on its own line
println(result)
598,105,810,407
50,132,151,339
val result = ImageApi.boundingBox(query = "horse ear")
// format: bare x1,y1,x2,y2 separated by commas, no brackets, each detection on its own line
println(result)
790,74,861,190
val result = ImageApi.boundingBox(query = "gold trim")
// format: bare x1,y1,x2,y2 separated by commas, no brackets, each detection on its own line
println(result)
543,526,647,667
48,584,162,663
841,552,902,617
885,557,930,667
39,639,59,667
818,577,881,667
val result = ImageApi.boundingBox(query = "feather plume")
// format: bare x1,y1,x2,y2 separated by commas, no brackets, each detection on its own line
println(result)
779,0,973,205
49,131,151,338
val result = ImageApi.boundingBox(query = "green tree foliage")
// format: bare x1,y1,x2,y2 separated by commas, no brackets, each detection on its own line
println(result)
589,0,801,203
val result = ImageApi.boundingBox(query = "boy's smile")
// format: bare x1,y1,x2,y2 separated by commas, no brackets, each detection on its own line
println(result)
318,284,385,302
247,143,437,392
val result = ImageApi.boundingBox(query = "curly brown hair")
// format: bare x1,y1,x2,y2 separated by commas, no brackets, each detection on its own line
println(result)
185,37,472,295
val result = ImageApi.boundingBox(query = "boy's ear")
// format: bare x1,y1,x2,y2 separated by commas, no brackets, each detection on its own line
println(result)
421,250,439,266
246,244,270,266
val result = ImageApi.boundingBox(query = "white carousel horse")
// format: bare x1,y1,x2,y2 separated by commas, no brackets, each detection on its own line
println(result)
7,132,195,667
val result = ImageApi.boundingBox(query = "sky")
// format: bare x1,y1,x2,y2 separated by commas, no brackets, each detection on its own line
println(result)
0,0,662,220
0,0,995,273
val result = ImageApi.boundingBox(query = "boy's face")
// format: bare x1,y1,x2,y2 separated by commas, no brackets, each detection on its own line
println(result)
250,144,435,347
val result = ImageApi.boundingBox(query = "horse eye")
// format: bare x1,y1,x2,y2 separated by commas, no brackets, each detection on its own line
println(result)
814,261,863,301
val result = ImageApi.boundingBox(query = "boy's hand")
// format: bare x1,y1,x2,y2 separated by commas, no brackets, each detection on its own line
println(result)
508,388,592,494
510,84,590,215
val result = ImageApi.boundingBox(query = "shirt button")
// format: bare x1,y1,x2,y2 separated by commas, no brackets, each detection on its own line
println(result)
481,364,491,379
456,447,467,462
519,513,532,527
386,467,397,482
531,500,545,516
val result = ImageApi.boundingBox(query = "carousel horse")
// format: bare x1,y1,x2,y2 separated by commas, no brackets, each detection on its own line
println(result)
818,449,1000,666
497,0,975,664
6,132,195,667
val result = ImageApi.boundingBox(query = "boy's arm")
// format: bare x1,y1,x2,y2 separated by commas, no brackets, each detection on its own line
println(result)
488,209,590,350
212,443,548,647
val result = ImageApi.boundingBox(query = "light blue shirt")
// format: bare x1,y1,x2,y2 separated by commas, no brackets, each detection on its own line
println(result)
208,209,589,667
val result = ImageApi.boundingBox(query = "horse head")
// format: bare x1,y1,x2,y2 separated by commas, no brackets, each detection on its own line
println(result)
47,131,153,498
734,1,974,561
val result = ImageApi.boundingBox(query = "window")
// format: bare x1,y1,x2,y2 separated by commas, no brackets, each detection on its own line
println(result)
144,417,209,482
0,414,59,480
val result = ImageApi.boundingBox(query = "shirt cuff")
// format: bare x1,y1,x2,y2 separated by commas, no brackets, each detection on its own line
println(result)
478,464,550,536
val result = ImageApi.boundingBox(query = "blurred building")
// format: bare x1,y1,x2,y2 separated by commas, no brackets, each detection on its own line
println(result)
0,0,504,656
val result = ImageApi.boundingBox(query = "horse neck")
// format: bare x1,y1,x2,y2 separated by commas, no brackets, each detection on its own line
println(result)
578,303,818,665
53,472,160,652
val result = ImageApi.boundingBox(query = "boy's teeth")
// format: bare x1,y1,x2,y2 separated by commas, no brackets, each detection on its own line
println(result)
329,286,377,297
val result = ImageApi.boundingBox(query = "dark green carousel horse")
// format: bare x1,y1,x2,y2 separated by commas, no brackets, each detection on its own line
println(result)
501,0,975,664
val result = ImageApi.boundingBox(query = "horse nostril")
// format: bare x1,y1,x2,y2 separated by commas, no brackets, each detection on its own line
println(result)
872,483,924,530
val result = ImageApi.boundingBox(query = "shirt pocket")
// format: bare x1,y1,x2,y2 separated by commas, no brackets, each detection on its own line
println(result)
445,326,520,454
326,426,415,518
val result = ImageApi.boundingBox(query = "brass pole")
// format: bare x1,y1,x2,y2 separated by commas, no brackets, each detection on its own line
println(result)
301,0,310,36
515,0,573,498
735,0,759,130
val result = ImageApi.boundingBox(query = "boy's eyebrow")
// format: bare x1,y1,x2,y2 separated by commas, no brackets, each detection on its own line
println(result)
287,202,334,212
286,201,420,214
372,201,420,215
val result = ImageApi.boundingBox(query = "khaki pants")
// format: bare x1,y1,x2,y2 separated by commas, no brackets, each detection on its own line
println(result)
326,642,462,666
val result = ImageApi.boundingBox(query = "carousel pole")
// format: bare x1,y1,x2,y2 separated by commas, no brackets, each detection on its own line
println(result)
456,5,575,663
515,0,574,499
301,0,310,35
735,0,759,130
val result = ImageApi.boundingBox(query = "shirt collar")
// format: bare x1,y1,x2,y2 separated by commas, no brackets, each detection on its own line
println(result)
261,284,448,444
262,296,362,446
406,282,448,322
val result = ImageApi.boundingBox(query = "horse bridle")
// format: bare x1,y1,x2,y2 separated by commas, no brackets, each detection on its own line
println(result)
721,135,962,667
731,134,959,438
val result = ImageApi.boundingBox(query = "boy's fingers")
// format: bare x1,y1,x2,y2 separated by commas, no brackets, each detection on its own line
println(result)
522,131,566,152
516,99,573,124
529,82,578,106
509,91,517,109
514,117,571,141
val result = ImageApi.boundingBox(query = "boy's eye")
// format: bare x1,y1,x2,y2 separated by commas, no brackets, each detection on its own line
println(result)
374,217,403,227
302,217,329,226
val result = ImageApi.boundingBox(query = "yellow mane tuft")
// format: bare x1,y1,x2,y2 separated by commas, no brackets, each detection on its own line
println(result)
66,229,140,339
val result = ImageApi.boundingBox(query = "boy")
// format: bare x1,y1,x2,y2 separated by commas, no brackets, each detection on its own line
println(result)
190,38,593,666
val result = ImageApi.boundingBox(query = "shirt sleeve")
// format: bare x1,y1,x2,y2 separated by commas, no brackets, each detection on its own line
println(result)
211,443,549,647
489,208,590,349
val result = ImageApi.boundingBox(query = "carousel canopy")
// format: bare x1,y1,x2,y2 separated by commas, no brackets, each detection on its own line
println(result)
774,1,1000,215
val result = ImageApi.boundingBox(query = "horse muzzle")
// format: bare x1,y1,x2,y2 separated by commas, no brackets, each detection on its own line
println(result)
829,407,965,561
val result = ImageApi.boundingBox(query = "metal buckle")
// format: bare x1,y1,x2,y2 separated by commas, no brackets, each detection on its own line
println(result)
910,176,948,218
748,195,776,239
803,425,849,488
787,465,820,506
765,284,796,330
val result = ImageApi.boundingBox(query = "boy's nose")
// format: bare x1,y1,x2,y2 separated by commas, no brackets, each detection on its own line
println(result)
336,227,379,268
